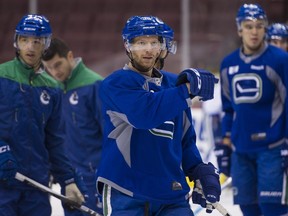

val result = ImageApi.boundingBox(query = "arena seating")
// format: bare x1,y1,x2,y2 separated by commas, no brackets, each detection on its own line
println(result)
0,0,286,77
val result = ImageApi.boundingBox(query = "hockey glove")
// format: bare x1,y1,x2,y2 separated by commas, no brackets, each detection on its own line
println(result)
281,142,288,174
176,68,219,101
192,180,215,213
214,144,232,177
0,141,18,182
188,162,221,213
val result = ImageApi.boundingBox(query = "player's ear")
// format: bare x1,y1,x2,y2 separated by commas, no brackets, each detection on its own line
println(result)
238,29,242,37
124,42,130,53
67,50,74,60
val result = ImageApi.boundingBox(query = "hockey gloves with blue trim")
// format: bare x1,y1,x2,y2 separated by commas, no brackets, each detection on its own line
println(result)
0,141,18,182
281,142,288,174
188,162,221,214
176,68,219,101
214,143,232,177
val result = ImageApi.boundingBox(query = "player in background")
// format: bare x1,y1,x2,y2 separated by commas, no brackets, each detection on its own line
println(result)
219,4,288,216
0,15,85,216
267,23,288,51
154,24,177,70
95,15,221,216
266,23,288,51
42,38,104,215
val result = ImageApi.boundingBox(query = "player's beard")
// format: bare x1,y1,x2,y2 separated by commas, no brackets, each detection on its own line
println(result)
131,59,155,73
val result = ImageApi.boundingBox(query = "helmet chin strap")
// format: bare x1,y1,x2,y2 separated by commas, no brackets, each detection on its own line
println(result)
157,51,169,70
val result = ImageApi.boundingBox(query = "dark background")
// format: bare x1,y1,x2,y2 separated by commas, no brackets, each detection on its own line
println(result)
0,0,287,76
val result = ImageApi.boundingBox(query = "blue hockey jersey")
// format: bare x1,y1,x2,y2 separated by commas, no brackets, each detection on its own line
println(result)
96,67,203,203
61,59,103,176
220,43,288,153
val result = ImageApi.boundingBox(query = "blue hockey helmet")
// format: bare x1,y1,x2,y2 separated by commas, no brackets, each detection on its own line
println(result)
267,23,288,40
122,15,176,53
14,14,52,49
236,4,267,30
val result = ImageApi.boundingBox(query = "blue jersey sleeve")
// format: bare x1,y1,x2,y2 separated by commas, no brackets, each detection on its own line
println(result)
100,70,192,129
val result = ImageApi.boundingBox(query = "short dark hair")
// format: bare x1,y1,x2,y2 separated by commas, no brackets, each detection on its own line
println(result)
42,38,70,61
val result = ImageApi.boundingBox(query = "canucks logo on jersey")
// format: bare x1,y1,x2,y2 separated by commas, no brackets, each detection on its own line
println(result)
232,73,262,104
69,91,79,105
40,90,50,105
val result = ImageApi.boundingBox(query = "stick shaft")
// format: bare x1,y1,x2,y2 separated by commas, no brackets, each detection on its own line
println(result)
15,172,100,216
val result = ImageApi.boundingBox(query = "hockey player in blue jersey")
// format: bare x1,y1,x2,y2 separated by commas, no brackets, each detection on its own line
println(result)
0,15,85,216
267,23,288,51
218,4,288,216
95,15,221,216
42,38,104,215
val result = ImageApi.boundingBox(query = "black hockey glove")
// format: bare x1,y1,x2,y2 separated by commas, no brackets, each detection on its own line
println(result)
214,144,232,177
188,162,221,214
192,180,215,213
0,141,18,182
176,68,219,101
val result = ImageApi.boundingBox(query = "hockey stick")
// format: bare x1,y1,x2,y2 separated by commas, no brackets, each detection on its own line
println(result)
15,172,101,216
192,177,232,216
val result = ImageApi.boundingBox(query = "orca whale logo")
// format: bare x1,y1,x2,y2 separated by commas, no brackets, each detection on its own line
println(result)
40,90,50,105
69,92,79,105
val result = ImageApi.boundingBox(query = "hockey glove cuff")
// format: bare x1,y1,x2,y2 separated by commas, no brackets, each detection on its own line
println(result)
188,162,221,204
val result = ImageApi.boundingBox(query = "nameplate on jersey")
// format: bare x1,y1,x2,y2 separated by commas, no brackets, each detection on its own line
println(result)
251,65,264,70
232,73,262,104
